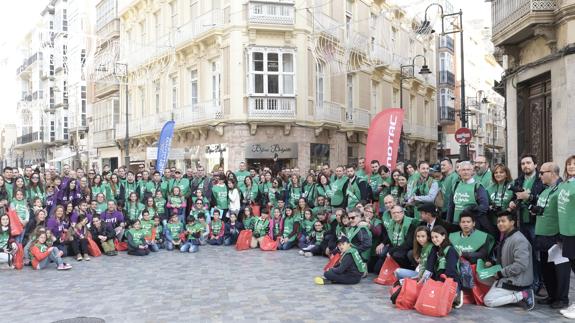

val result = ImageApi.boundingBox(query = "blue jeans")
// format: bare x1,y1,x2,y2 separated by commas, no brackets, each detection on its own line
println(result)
180,242,199,253
278,239,295,250
148,243,159,252
164,241,175,251
37,248,64,269
207,237,224,245
298,234,309,249
395,268,418,280
520,223,540,290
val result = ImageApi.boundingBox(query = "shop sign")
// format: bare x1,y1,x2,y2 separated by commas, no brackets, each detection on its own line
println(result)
245,143,298,159
146,147,185,160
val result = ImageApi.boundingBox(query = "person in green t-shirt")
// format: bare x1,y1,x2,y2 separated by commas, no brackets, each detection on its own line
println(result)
164,213,183,251
314,236,365,285
450,208,494,265
180,216,201,253
394,226,433,281
250,209,270,249
207,209,226,245
300,221,326,257
279,207,300,250
140,210,159,252
558,156,575,263
242,207,256,231
125,220,150,256
474,156,494,189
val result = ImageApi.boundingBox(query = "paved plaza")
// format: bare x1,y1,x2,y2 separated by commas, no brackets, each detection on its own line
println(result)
3,247,572,323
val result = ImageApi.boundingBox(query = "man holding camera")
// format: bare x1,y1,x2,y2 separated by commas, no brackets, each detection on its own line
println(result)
509,154,545,295
534,162,568,309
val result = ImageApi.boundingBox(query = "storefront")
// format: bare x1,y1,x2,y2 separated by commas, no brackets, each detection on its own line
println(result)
245,142,298,171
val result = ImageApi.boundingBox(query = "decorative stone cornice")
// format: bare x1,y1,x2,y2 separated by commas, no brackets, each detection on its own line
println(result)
533,24,557,53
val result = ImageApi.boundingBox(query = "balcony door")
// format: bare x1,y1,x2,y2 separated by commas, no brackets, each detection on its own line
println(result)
517,74,552,164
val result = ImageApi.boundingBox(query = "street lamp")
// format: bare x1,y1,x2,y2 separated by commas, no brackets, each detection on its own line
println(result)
419,4,466,159
114,63,129,168
399,54,432,161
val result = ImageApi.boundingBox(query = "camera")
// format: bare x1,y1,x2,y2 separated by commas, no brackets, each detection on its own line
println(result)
528,204,544,215
489,205,503,213
509,183,525,193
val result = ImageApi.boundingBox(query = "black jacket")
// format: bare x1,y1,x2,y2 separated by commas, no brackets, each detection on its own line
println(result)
90,224,116,242
419,218,459,234
510,171,546,222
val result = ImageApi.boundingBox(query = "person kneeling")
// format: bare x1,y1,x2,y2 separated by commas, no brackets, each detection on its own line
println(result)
315,236,366,285
483,211,534,310
126,220,150,256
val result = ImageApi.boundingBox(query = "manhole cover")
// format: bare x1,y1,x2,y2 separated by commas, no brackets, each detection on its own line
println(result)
52,318,105,323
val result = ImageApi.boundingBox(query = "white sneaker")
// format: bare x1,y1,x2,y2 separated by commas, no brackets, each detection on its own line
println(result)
304,252,313,257
562,304,575,317
298,250,305,256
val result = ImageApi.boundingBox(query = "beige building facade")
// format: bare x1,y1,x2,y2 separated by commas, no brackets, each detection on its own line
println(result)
490,0,575,175
109,0,437,172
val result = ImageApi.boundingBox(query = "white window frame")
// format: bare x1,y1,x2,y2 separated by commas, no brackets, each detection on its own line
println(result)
211,61,221,104
189,69,198,106
248,47,296,97
170,0,178,28
154,11,161,39
316,62,324,107
171,76,178,110
154,80,160,113
371,80,379,114
347,73,354,115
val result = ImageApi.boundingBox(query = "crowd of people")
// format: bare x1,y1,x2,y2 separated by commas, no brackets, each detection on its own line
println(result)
1,154,574,317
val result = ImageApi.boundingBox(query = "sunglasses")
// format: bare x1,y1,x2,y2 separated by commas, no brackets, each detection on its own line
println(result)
349,216,357,220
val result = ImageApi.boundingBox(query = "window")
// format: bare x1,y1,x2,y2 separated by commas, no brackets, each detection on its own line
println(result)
50,120,55,141
154,80,160,113
80,49,86,67
310,143,330,171
140,21,146,44
62,9,68,32
189,0,198,19
96,0,116,31
211,61,220,103
345,14,352,38
50,54,54,76
393,88,399,107
63,116,68,140
315,62,324,107
170,0,178,28
249,48,295,96
346,74,353,116
139,87,145,116
190,69,198,106
171,76,178,109
371,80,379,114
63,81,68,105
81,86,86,126
154,11,161,38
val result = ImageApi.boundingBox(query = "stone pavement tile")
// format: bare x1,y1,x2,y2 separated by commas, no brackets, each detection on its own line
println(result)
3,246,574,323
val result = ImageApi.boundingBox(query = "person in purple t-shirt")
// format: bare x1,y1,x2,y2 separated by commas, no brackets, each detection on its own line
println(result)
70,201,93,227
101,201,125,240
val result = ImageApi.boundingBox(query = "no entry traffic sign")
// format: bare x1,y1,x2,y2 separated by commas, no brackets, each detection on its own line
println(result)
454,127,473,145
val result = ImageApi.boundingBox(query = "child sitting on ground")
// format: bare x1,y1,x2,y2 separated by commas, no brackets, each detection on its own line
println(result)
299,221,325,257
314,236,366,285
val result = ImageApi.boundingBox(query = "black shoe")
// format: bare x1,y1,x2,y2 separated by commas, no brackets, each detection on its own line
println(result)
551,300,569,309
537,297,554,305
535,287,548,299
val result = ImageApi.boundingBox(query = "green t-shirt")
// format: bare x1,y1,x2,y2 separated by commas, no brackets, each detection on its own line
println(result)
534,182,561,236
11,199,29,222
329,176,348,206
141,219,154,236
166,222,183,243
212,184,229,209
558,179,575,236
474,169,494,190
519,175,537,224
127,228,146,246
235,171,250,191
452,181,478,223
449,230,493,257
125,202,145,221
440,172,459,213
253,217,269,237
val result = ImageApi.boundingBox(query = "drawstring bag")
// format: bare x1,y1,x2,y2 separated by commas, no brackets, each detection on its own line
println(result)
236,230,252,251
86,236,102,257
414,277,458,317
374,256,400,285
395,278,423,310
323,253,342,272
259,235,278,251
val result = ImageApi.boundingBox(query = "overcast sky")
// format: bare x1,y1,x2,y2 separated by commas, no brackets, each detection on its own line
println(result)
0,0,492,126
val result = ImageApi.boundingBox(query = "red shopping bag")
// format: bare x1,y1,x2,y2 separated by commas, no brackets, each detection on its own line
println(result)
396,278,423,310
259,235,278,251
251,204,261,217
13,243,23,270
471,264,491,305
374,256,400,285
463,290,476,304
323,253,341,272
114,239,128,251
86,237,102,257
415,277,458,317
8,209,23,236
236,230,252,251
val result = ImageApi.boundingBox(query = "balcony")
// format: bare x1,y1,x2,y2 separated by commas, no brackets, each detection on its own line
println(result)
248,97,296,120
116,111,170,140
491,0,556,46
93,129,116,148
439,106,456,125
248,1,295,25
439,35,454,52
123,32,173,71
439,71,455,86
345,109,371,129
404,124,436,141
172,101,223,127
97,18,120,45
16,52,41,77
175,9,224,49
315,101,343,124
346,30,369,53
16,131,44,147
313,12,343,40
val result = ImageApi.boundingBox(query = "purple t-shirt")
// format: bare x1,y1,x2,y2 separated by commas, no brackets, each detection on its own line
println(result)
101,211,125,230
70,211,93,225
46,217,70,239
